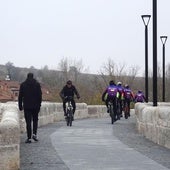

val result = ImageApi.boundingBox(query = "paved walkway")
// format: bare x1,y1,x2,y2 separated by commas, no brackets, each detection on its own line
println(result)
20,113,170,170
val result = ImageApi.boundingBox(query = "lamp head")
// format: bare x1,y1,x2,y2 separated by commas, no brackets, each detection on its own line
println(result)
141,15,151,26
160,36,168,45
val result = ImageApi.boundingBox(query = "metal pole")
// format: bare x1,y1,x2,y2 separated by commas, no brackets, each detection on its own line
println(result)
153,0,157,106
162,44,165,102
141,15,151,102
160,36,167,102
145,25,149,102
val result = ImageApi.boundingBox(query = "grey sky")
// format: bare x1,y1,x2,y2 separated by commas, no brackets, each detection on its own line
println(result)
0,0,169,75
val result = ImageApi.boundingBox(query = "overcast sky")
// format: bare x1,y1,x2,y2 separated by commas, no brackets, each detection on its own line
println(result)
0,0,169,75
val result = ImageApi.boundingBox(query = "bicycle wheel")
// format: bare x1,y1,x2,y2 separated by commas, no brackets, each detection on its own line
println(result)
66,115,69,126
116,102,121,120
124,104,129,119
109,105,114,124
68,110,73,126
69,116,72,126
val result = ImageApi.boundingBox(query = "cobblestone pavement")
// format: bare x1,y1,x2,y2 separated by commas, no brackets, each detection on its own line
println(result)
20,113,170,170
112,115,170,169
20,122,69,170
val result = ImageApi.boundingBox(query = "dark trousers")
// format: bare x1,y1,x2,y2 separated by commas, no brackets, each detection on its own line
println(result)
24,109,39,139
63,99,76,114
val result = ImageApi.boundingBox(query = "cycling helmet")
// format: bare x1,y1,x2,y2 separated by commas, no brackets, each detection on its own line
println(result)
117,81,122,85
125,84,129,88
109,80,115,85
67,80,72,85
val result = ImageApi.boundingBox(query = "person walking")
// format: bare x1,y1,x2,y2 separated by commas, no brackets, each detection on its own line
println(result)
18,73,42,143
59,80,80,120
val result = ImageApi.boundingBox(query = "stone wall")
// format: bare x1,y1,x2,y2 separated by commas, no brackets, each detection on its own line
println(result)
0,102,107,170
2,101,170,169
20,102,108,133
135,102,170,149
0,102,20,170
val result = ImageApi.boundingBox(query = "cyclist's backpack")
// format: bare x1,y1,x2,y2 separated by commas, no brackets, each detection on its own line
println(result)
135,93,144,102
124,89,132,99
107,86,118,98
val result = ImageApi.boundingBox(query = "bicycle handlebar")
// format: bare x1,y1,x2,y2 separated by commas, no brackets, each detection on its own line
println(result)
65,96,73,101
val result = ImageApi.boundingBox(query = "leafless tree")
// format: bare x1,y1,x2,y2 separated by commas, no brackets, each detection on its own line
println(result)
99,58,116,85
99,58,140,88
57,57,86,85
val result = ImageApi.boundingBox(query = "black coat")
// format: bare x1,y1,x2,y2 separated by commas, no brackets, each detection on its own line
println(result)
59,85,80,99
18,78,42,110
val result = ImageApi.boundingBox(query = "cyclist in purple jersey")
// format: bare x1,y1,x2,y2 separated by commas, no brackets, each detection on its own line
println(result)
102,80,119,121
135,90,146,103
123,84,134,117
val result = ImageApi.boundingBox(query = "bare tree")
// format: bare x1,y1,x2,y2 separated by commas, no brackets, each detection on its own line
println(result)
125,65,140,88
57,57,69,83
5,62,14,80
58,57,85,84
99,58,139,87
99,58,116,85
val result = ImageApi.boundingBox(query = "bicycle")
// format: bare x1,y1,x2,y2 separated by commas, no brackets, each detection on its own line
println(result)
65,97,74,126
116,99,122,120
124,100,130,119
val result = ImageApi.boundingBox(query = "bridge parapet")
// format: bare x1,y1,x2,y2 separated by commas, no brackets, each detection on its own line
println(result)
135,102,170,149
0,102,107,170
0,102,20,170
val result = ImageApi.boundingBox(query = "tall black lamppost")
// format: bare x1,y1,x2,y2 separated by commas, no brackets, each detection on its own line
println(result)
160,36,168,102
141,15,151,102
153,0,157,106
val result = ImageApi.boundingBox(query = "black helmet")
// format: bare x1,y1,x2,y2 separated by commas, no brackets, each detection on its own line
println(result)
67,80,72,85
109,80,115,85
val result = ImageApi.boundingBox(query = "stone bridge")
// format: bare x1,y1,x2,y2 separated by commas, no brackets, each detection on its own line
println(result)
0,101,170,170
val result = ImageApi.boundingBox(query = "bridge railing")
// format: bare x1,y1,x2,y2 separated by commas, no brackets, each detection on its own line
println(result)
2,101,170,170
0,102,20,170
135,102,170,149
0,102,107,170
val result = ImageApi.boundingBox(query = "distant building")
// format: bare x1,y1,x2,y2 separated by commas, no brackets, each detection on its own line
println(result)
0,77,52,102
0,79,19,102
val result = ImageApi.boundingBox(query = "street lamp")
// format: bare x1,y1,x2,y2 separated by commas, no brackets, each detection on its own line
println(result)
160,36,168,102
141,15,151,102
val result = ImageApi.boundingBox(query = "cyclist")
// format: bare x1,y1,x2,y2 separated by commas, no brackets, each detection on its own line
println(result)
123,84,134,118
102,80,119,121
59,80,80,119
116,81,124,117
134,90,146,103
